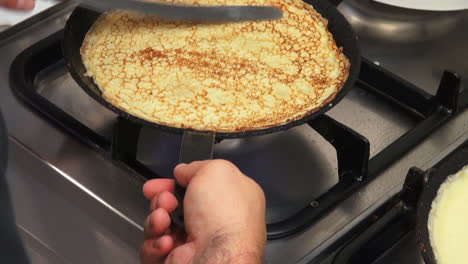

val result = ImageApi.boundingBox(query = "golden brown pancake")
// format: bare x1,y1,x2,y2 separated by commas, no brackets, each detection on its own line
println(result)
81,0,350,132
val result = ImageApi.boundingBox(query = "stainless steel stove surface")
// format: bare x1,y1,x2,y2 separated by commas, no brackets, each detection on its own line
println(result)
1,1,467,264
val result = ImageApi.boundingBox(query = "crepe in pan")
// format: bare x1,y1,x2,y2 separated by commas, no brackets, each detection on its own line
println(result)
81,0,350,132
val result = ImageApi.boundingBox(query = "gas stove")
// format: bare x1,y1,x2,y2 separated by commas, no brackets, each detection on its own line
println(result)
1,1,467,264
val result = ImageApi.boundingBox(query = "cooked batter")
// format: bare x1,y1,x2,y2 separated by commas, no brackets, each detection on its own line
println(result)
81,0,350,132
428,165,468,264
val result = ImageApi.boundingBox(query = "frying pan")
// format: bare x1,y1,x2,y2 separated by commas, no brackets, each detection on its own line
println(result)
63,0,361,226
63,1,361,139
416,140,468,264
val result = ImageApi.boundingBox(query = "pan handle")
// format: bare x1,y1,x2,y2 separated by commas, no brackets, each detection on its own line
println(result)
171,131,215,228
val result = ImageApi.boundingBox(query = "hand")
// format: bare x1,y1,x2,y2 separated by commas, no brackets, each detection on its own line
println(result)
141,160,266,264
0,0,35,10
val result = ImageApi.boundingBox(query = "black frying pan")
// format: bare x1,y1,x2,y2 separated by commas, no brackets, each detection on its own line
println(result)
63,0,361,139
416,141,468,264
63,0,361,227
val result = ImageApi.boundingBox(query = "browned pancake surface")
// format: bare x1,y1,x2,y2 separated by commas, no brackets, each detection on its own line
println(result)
81,0,350,132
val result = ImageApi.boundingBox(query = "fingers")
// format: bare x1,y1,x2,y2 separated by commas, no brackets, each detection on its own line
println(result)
174,160,239,187
144,208,171,239
150,191,178,213
141,208,174,263
140,235,174,264
165,243,196,264
0,0,35,10
143,179,175,200
173,161,209,187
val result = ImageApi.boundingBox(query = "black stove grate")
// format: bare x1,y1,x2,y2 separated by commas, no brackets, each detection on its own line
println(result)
10,30,468,239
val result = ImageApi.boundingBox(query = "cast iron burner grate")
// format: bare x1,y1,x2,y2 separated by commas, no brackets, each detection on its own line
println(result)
9,31,468,239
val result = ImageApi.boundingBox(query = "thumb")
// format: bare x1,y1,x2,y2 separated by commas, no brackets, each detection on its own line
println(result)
173,161,210,187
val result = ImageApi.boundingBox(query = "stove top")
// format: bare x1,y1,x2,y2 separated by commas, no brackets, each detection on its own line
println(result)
1,1,467,263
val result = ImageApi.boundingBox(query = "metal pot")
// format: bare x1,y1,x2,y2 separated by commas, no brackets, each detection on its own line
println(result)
338,0,467,43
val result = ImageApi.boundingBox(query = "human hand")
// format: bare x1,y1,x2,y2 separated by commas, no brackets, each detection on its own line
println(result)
141,160,266,264
0,0,35,10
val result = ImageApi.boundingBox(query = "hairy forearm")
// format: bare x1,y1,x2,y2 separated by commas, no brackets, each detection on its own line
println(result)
228,252,263,264
195,232,264,264
196,249,263,264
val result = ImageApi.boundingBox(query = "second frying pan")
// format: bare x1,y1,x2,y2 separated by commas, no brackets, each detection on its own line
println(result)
416,141,468,264
63,0,361,227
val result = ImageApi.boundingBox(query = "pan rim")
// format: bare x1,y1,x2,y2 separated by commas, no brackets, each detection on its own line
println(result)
63,0,361,139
